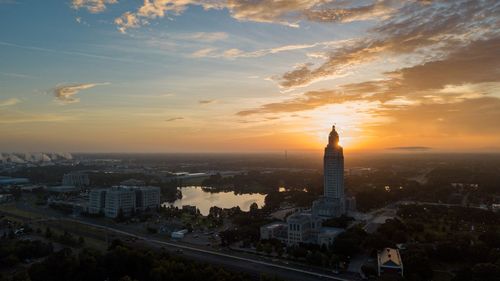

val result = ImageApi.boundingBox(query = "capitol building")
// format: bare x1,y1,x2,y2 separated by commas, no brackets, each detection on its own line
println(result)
261,125,355,246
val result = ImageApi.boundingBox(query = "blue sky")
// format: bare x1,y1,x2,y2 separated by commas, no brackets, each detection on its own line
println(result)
1,0,499,152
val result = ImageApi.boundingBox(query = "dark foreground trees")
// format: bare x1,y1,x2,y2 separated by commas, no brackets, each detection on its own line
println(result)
4,241,276,281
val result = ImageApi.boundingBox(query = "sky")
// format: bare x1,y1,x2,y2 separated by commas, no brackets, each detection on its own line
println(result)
0,0,499,153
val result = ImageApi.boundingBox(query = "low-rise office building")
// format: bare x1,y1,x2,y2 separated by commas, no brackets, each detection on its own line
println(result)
88,189,107,214
105,187,136,218
260,222,288,243
89,186,160,218
317,227,344,246
62,172,90,188
260,213,344,246
135,186,161,211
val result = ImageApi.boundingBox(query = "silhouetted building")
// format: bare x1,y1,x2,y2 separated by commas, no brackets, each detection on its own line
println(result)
312,125,346,218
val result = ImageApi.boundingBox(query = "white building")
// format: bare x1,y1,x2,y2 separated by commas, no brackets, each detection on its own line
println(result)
62,172,89,188
378,248,404,277
88,189,107,214
287,212,322,245
317,227,344,246
104,187,136,218
171,229,188,239
260,222,288,243
134,186,161,211
89,186,160,217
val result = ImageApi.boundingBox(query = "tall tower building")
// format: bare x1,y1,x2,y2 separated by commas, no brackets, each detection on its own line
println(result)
312,125,346,218
323,125,344,199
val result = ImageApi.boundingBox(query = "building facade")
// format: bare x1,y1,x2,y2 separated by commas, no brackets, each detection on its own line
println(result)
287,212,322,245
62,172,90,188
260,222,288,243
88,189,107,214
312,125,346,218
89,186,160,217
324,125,344,199
378,248,404,277
135,186,161,211
104,187,136,218
260,125,349,246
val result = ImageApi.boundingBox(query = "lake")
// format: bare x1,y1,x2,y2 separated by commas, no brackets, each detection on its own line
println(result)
163,186,266,216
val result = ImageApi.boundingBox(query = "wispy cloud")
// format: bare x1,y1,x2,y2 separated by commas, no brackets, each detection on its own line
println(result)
190,48,218,58
53,82,109,104
0,98,21,107
0,41,158,66
180,32,228,42
388,146,432,151
72,0,401,33
71,0,117,13
165,117,184,122
0,0,19,4
0,71,34,79
238,37,500,116
199,99,216,105
190,40,343,59
0,113,75,124
276,0,500,89
114,12,140,34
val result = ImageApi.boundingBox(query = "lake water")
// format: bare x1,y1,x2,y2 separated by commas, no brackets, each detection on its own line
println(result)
163,186,266,216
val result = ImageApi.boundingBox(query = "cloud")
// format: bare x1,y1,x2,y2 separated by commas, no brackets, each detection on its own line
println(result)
238,37,500,116
0,98,20,107
0,112,74,124
88,0,402,33
72,0,117,13
114,12,140,33
53,82,109,104
304,0,397,23
189,39,345,59
237,90,365,116
277,0,500,89
190,48,218,58
368,97,500,141
387,146,432,151
181,32,228,42
165,117,184,122
199,99,216,105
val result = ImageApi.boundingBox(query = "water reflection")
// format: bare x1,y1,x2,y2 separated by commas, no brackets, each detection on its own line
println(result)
163,186,266,216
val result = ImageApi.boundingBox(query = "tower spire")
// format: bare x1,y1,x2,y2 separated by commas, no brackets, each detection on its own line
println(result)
328,124,340,147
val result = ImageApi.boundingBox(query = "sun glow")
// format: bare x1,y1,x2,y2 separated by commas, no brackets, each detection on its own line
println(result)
304,102,380,149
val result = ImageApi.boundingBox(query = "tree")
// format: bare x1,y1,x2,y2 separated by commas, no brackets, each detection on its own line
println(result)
249,202,259,214
471,263,500,281
115,208,125,222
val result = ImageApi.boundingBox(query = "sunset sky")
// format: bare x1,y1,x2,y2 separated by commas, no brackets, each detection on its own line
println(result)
1,0,499,153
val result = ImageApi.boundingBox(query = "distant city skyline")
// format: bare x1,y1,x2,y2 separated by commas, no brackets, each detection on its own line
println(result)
1,1,499,152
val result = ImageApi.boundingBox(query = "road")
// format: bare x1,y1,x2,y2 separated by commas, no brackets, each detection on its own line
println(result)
62,218,357,281
2,202,358,281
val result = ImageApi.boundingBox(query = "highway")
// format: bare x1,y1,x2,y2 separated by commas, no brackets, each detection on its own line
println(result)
62,218,357,281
